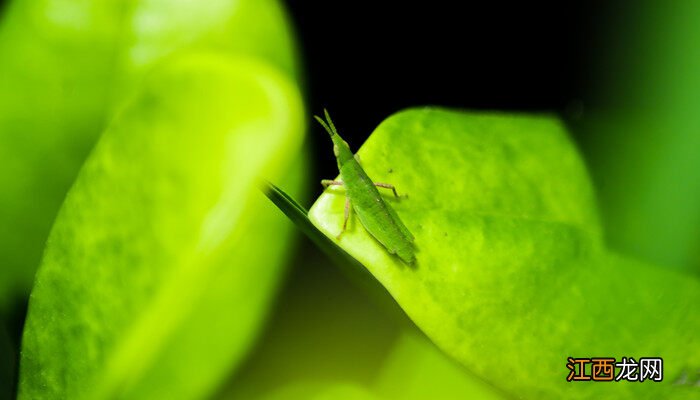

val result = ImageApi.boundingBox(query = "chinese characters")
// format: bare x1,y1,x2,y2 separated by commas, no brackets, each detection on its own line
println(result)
566,357,663,382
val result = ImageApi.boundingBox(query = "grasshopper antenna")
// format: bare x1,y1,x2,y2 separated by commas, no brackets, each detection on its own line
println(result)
323,108,339,135
313,113,334,137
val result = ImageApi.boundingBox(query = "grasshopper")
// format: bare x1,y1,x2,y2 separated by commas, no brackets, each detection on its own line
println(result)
315,110,416,264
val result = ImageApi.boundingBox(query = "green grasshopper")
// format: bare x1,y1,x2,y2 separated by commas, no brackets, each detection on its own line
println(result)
315,110,416,264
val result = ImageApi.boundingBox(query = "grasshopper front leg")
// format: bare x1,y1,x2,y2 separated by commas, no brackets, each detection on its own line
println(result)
320,179,351,239
337,195,351,240
321,179,343,188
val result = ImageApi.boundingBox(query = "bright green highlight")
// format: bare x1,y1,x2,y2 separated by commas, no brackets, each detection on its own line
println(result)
19,53,306,400
0,0,299,312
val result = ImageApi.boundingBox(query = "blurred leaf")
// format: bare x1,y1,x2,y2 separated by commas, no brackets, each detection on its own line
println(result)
373,331,504,400
0,0,299,312
220,242,499,400
19,53,305,399
576,1,700,274
260,382,381,400
577,113,700,274
220,245,401,400
308,108,700,399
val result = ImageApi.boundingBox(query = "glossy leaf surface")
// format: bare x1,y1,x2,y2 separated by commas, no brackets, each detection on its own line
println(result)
309,108,700,399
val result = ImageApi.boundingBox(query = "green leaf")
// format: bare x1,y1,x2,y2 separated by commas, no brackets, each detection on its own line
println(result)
0,0,299,312
308,108,700,399
19,53,305,400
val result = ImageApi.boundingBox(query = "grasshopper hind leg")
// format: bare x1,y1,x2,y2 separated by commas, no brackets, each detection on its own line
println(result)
373,182,399,197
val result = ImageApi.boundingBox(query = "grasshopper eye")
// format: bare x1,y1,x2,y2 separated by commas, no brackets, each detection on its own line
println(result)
333,144,340,157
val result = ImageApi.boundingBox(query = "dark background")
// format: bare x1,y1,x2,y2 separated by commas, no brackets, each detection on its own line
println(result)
0,0,610,174
285,2,607,175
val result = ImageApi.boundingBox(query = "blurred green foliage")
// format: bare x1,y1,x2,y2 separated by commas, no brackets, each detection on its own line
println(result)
0,0,299,313
19,54,306,399
261,383,380,400
373,331,503,399
3,0,699,399
0,0,306,398
577,1,700,274
220,247,399,400
219,245,502,400
309,108,700,399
